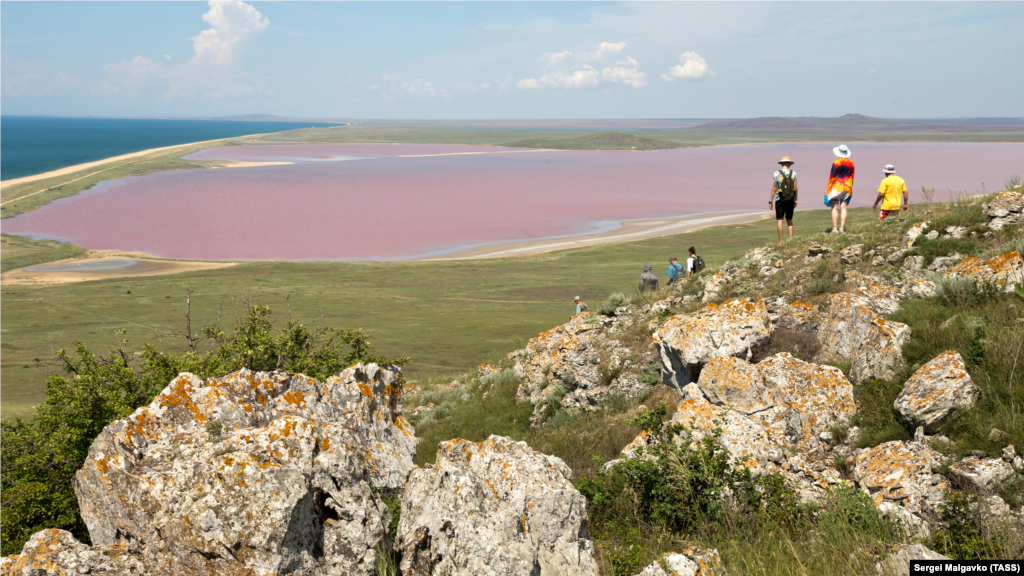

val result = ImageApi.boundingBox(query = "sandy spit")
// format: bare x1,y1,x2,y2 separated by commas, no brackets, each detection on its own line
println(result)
1,251,236,286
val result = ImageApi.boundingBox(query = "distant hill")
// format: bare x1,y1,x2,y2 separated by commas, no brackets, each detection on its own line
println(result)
694,114,930,132
503,132,696,151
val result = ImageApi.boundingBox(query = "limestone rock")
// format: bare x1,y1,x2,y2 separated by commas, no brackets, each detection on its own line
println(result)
397,436,598,576
71,365,417,576
634,549,725,576
983,191,1024,230
928,254,961,273
896,278,937,300
903,255,925,271
894,351,979,433
948,458,1015,492
511,310,655,425
944,226,968,239
654,299,771,390
815,292,911,384
1,529,144,575
905,222,930,247
877,502,932,543
857,283,901,316
807,244,833,257
945,251,1024,293
696,356,777,415
772,301,821,333
839,244,864,264
858,543,949,576
702,272,731,303
854,441,948,516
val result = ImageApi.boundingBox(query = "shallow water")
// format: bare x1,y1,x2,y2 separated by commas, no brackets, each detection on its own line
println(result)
3,142,1020,260
24,259,138,272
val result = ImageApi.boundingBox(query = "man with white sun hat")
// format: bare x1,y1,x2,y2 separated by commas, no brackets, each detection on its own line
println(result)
873,164,908,222
825,144,855,233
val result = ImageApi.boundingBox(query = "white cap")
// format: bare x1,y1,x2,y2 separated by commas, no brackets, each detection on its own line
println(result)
573,296,580,301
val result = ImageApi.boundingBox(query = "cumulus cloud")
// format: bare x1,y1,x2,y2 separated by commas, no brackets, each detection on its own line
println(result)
100,1,270,99
372,74,450,101
519,42,647,90
660,51,714,81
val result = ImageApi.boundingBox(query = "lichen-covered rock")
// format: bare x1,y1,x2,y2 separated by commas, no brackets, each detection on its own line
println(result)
857,543,949,576
905,222,930,247
702,272,731,303
634,549,726,576
854,441,948,516
69,365,417,576
857,283,901,316
772,301,821,333
877,502,932,542
397,436,598,576
510,310,655,425
816,292,910,384
849,316,911,384
945,251,1024,293
1,529,144,575
839,244,864,264
896,278,936,299
903,255,925,271
630,354,854,477
894,351,979,432
928,254,962,273
948,458,1015,493
983,191,1023,230
654,299,771,390
807,244,833,257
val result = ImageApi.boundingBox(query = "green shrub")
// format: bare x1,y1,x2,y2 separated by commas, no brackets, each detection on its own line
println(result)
934,276,1000,306
598,292,630,316
1,305,402,556
931,491,1001,560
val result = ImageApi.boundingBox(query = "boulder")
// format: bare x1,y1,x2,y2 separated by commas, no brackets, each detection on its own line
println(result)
848,316,911,384
894,351,979,432
654,299,771,390
510,310,655,425
983,191,1024,230
896,278,936,300
702,272,731,303
944,251,1024,293
944,226,968,239
772,301,821,333
397,436,598,576
928,254,962,273
1,529,143,575
815,293,910,384
839,244,864,264
807,244,833,257
948,458,1015,493
903,255,925,271
853,441,948,516
905,222,930,247
68,365,417,576
856,283,901,316
877,502,932,542
926,230,940,240
696,356,777,415
857,543,948,576
634,549,725,576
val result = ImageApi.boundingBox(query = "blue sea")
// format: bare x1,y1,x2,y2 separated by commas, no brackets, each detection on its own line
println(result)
0,116,340,180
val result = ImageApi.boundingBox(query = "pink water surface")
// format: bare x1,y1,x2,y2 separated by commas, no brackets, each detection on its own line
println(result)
3,142,1021,260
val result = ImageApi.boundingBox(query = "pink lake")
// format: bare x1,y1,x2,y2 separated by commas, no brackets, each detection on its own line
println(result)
3,142,1021,260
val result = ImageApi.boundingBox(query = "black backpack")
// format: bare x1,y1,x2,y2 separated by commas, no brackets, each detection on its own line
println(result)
777,169,796,202
694,255,706,273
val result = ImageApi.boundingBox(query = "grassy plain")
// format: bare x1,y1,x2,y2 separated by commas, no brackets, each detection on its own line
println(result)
0,235,86,273
0,207,878,419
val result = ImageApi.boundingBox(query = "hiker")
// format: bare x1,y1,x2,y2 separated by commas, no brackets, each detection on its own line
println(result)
665,257,683,286
684,246,704,277
639,264,659,292
573,296,589,314
769,156,798,242
825,144,855,233
873,164,908,221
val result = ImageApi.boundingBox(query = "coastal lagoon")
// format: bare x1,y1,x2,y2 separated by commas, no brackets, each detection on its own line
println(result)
3,142,1021,260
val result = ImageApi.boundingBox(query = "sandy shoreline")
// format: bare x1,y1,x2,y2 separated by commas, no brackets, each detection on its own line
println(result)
1,251,236,286
0,134,276,190
425,211,771,260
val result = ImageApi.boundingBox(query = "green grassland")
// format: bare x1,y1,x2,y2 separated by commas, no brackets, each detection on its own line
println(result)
0,207,879,419
0,235,87,273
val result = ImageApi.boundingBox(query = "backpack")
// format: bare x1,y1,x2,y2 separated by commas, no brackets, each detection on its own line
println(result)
777,169,797,202
694,255,706,273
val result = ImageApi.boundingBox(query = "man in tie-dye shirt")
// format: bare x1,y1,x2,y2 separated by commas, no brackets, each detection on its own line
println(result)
826,144,855,233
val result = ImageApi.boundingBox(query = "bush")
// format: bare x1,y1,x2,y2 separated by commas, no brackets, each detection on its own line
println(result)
750,328,821,364
931,491,1001,560
1,304,403,556
934,276,1001,306
598,292,630,316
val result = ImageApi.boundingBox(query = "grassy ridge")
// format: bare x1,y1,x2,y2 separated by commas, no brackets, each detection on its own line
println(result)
0,207,877,419
0,235,86,273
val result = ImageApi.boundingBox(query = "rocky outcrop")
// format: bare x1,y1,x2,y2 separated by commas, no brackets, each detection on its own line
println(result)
1,529,143,576
948,458,1015,493
944,251,1024,293
856,543,949,576
397,436,598,576
634,549,725,576
983,191,1024,230
628,354,854,481
702,272,731,303
12,365,418,576
856,283,901,316
770,301,821,333
905,222,930,247
894,351,979,432
839,244,864,264
853,441,948,517
511,310,655,424
654,299,771,390
815,292,911,384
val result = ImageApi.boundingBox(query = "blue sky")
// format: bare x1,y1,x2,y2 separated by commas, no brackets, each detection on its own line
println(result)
2,1,1022,119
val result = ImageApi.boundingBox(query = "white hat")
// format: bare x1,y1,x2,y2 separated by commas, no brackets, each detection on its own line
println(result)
833,144,851,159
573,296,581,301
884,164,895,174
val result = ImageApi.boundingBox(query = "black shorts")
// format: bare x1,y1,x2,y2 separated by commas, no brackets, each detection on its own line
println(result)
775,200,795,221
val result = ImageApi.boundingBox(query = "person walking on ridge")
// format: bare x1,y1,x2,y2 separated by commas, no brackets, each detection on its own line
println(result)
573,296,589,314
684,246,703,278
873,164,908,222
639,264,659,292
769,156,798,242
826,144,855,233
665,257,683,286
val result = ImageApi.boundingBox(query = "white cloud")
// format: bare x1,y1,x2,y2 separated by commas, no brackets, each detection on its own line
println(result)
100,1,270,100
163,55,172,61
660,51,714,81
373,74,450,101
1,72,81,97
519,42,647,90
402,78,436,98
